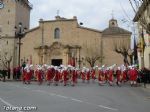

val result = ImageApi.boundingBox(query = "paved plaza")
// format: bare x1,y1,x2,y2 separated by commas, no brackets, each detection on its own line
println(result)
0,81,150,112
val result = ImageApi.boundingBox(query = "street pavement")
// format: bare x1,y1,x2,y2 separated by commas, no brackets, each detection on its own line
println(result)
0,81,150,112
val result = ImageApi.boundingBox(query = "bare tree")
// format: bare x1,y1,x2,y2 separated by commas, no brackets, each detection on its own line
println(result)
85,56,100,68
0,52,13,70
0,51,12,81
85,46,104,67
0,38,13,78
113,38,131,65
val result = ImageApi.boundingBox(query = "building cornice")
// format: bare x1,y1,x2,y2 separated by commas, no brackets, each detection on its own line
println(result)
39,18,77,23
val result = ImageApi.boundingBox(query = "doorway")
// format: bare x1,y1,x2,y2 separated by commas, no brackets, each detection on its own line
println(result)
51,59,62,66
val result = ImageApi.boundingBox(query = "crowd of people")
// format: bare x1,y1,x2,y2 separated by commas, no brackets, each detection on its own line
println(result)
19,64,150,87
1,63,149,87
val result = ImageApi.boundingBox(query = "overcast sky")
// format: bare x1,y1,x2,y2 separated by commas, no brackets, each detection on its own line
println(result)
29,0,135,31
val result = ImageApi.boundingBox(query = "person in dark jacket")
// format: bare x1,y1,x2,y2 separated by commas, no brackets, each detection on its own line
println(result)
13,67,16,80
1,70,7,82
141,67,150,88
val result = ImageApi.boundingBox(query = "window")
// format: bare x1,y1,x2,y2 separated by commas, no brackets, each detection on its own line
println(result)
54,28,60,39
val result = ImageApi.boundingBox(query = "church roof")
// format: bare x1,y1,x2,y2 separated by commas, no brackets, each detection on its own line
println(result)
43,18,77,23
26,26,40,33
26,18,102,34
102,26,131,36
78,26,102,33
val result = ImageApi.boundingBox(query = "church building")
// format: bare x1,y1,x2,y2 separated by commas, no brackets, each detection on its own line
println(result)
21,16,131,68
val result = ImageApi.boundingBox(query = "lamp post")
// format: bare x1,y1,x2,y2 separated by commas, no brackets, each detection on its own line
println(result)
15,22,27,67
78,47,82,69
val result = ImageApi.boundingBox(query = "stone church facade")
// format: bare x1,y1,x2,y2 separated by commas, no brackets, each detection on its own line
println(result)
21,16,131,68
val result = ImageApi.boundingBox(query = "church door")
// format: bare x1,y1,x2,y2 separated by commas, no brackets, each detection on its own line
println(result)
51,59,62,66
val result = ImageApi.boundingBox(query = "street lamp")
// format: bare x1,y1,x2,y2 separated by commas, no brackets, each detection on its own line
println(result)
78,47,82,69
14,22,27,67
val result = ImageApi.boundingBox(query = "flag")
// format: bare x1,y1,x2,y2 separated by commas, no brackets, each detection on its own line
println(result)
133,36,138,63
140,29,146,55
68,57,76,67
72,57,76,67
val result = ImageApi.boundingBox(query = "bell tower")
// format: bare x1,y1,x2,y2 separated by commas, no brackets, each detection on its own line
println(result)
0,0,32,73
0,0,32,37
109,19,118,28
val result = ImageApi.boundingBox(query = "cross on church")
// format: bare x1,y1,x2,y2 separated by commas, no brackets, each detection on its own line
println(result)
111,10,114,19
57,10,60,16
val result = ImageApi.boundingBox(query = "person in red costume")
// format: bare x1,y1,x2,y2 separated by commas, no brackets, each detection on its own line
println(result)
46,66,53,85
22,67,26,84
35,67,43,85
91,68,96,82
71,68,78,86
104,68,109,83
62,67,69,86
59,69,63,83
75,68,78,84
53,67,60,86
28,65,33,84
22,65,32,84
130,66,138,87
116,67,122,86
25,67,31,84
81,67,86,83
98,68,105,85
108,67,114,86
86,68,90,83
122,68,128,83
